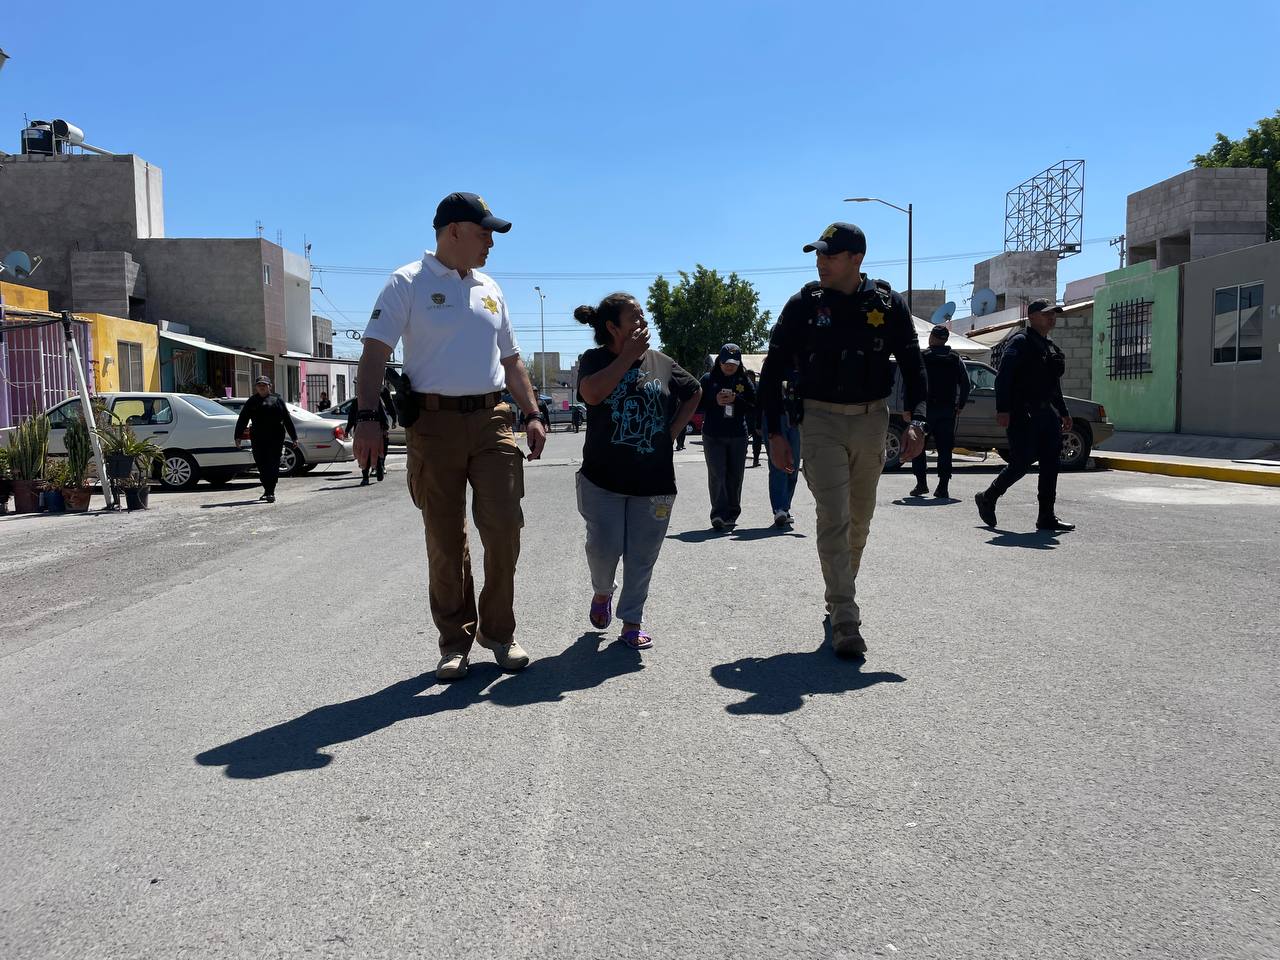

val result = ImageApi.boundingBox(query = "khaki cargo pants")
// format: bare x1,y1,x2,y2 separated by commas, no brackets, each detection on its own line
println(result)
406,403,525,658
800,399,889,629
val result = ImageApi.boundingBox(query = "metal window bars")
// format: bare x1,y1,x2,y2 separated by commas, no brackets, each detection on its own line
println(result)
1107,298,1153,380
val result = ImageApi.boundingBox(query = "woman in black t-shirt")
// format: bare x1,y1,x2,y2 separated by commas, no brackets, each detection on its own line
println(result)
575,293,702,650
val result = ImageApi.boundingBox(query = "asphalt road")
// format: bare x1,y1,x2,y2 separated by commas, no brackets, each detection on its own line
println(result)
2,435,1277,959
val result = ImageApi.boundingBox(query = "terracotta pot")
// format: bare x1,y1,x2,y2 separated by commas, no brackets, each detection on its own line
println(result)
11,479,39,513
62,486,93,512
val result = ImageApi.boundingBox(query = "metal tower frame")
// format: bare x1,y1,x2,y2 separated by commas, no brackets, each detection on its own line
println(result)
1004,160,1085,259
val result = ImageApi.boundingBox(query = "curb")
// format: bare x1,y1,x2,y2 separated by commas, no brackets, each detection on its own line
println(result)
1093,453,1280,488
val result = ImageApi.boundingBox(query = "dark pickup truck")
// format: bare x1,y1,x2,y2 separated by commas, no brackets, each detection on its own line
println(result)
884,359,1113,472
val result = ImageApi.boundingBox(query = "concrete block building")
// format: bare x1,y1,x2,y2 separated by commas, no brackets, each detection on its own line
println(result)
1125,168,1268,269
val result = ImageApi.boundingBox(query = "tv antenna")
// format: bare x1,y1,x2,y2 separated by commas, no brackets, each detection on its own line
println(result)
971,288,998,317
929,301,957,327
0,250,43,278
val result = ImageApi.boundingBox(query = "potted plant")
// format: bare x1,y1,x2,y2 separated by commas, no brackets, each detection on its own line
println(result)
0,447,11,514
41,458,68,512
61,412,96,512
97,421,162,511
5,414,49,513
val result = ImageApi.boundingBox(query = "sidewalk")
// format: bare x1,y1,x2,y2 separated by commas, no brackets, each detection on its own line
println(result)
1093,450,1280,487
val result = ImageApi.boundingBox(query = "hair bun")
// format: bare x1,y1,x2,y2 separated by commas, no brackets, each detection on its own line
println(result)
574,305,597,324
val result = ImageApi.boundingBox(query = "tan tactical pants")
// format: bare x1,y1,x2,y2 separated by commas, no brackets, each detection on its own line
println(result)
800,399,889,628
405,403,525,657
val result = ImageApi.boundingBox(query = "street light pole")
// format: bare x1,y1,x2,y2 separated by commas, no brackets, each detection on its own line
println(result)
533,286,546,393
845,197,914,318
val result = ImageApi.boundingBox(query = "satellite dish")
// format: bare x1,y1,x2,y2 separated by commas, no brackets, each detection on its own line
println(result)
971,287,998,317
930,301,957,326
1,251,43,279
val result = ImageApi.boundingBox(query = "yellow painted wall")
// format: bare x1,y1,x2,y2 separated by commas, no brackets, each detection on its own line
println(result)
84,313,162,392
0,281,50,310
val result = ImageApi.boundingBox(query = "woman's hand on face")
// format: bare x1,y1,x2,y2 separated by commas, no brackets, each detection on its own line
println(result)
620,322,650,362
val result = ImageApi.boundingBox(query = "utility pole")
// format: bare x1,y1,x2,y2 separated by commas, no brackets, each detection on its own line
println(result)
1111,234,1127,268
846,197,913,317
533,285,546,394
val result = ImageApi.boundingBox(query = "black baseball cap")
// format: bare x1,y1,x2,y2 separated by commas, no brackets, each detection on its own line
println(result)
803,222,867,256
930,324,950,340
717,343,742,364
432,192,512,233
1027,299,1063,315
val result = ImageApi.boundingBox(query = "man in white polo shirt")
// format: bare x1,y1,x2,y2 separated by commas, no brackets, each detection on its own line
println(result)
352,192,547,680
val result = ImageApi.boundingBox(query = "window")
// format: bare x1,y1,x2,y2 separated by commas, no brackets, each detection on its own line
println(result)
117,340,145,391
967,364,997,392
112,397,172,425
181,395,237,417
47,401,83,430
263,264,272,286
335,374,347,403
306,373,329,411
1107,299,1153,380
1213,283,1264,364
235,358,252,397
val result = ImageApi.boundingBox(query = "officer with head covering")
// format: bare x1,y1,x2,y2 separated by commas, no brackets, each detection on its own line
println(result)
698,342,755,530
975,299,1075,531
233,375,297,503
909,324,970,499
759,222,927,658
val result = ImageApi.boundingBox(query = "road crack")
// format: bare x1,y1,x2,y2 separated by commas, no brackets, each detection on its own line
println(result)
776,716,853,809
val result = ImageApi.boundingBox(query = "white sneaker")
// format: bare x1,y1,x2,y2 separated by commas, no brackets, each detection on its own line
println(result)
435,653,469,680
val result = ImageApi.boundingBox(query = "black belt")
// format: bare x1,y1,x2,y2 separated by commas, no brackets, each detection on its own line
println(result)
412,391,503,413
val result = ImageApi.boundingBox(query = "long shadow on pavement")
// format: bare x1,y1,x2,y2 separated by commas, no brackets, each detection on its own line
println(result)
487,631,644,706
199,499,266,509
711,641,906,716
668,526,805,544
195,667,502,779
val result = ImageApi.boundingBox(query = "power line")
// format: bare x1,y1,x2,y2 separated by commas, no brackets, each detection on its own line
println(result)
309,237,1115,281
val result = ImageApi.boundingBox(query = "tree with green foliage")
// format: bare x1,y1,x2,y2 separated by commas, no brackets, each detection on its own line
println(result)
1192,108,1279,241
646,267,773,376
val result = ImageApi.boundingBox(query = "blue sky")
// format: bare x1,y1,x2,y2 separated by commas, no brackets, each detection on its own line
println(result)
6,1,1278,360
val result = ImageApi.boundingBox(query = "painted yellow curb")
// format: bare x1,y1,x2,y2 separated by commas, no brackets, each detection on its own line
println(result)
1093,454,1280,488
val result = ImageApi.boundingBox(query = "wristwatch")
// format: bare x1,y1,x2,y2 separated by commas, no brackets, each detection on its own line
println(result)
909,419,925,431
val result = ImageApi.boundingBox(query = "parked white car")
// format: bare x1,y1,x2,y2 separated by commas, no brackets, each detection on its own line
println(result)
216,398,354,474
34,392,255,489
319,398,407,447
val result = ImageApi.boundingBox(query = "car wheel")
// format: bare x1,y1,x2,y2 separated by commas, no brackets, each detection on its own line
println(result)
1059,423,1092,471
279,443,304,476
160,451,201,490
883,424,904,472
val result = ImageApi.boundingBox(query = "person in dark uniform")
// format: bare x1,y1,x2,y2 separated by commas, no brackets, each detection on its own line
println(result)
698,343,756,530
909,324,970,500
537,397,552,432
759,222,926,658
234,375,298,503
570,403,583,434
745,369,765,467
975,300,1075,531
346,375,398,485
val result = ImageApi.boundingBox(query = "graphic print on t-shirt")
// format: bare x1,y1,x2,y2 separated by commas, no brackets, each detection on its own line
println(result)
606,368,665,454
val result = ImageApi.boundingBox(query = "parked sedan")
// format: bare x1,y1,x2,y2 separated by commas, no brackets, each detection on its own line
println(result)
883,360,1114,472
217,398,354,474
319,398,407,447
28,392,254,489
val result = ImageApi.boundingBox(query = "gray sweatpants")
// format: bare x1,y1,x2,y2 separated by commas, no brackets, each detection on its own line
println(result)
575,473,675,625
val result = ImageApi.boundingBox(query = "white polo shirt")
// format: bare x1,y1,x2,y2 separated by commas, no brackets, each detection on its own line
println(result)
363,251,520,396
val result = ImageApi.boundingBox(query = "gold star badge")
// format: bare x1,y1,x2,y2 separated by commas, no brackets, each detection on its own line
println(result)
481,295,499,315
867,308,885,328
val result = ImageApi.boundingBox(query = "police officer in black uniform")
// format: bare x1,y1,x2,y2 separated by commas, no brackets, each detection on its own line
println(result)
909,324,970,500
975,299,1075,531
759,222,927,658
234,375,298,503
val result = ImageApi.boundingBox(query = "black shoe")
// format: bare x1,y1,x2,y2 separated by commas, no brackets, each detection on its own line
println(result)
376,459,385,482
258,493,269,502
360,477,370,486
975,491,997,526
1036,515,1075,531
265,494,276,503
711,517,726,531
934,483,949,499
909,481,929,497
